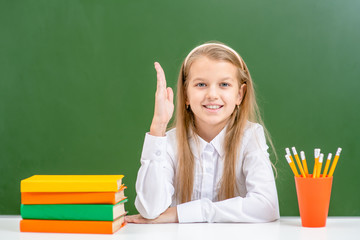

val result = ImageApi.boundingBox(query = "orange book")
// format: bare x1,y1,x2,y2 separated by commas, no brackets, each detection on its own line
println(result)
20,217,126,234
21,185,127,204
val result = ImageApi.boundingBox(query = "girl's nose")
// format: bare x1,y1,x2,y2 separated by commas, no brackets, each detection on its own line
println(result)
206,86,219,99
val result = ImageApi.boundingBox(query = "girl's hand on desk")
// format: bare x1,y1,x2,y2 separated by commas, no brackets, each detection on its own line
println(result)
125,206,178,224
150,62,174,137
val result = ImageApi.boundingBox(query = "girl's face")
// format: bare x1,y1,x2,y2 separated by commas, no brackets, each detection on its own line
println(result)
186,56,245,132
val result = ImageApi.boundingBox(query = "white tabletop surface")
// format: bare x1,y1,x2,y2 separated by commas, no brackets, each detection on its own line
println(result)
1,216,360,240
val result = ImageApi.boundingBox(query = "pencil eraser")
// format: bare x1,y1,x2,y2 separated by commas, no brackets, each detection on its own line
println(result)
300,151,305,160
336,148,342,155
285,155,291,163
285,148,291,156
319,153,324,163
291,147,297,155
314,149,321,158
327,153,332,160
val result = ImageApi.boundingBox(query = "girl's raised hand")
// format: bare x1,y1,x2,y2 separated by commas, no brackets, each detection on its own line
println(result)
150,62,174,136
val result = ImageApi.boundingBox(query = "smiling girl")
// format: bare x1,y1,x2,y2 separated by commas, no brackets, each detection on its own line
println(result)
125,41,280,223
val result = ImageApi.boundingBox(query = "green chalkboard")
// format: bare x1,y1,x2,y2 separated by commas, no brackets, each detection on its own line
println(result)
1,0,359,216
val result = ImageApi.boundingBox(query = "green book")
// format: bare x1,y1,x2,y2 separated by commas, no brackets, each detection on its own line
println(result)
21,199,127,221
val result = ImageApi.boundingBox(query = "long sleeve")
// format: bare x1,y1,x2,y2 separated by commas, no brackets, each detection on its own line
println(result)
177,124,280,223
134,132,176,219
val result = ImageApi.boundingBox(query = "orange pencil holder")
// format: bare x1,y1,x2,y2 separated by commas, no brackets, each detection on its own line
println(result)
294,175,333,227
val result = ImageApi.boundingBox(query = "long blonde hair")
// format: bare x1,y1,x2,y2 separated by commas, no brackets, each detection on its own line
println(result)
170,41,276,203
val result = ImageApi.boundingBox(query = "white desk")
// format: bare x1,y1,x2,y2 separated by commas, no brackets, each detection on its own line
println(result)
1,216,359,240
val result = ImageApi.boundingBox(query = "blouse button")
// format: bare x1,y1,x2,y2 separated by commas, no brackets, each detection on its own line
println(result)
155,150,161,156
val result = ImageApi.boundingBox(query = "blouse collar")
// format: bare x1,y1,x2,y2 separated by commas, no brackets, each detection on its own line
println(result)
189,125,227,159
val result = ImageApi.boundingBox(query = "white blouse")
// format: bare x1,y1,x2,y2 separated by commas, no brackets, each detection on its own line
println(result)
135,121,280,223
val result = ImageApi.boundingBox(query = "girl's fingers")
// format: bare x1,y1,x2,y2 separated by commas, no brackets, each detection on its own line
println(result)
154,62,162,90
124,216,132,223
152,62,174,127
125,214,154,224
125,214,141,223
167,87,173,103
124,215,138,223
154,62,166,90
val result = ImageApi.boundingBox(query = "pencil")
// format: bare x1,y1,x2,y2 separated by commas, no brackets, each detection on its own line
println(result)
316,153,324,178
285,148,296,169
328,148,342,177
300,151,309,176
291,147,306,178
313,149,320,178
322,153,332,178
285,155,299,177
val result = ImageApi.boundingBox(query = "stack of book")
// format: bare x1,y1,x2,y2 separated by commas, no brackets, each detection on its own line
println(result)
20,175,127,234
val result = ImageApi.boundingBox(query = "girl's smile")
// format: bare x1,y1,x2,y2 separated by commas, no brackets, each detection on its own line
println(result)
203,104,223,112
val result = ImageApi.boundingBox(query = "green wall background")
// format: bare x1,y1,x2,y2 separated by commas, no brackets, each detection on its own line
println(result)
1,0,359,216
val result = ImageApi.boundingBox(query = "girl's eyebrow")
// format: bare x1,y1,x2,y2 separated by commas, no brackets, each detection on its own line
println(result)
191,77,234,82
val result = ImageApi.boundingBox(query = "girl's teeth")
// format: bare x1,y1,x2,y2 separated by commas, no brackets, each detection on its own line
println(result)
205,105,221,109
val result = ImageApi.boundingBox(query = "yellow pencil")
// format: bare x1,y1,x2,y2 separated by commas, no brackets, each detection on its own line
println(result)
322,153,332,178
313,164,317,178
285,154,299,177
285,148,296,169
300,151,309,176
291,147,306,178
313,149,320,178
316,153,324,178
328,148,342,177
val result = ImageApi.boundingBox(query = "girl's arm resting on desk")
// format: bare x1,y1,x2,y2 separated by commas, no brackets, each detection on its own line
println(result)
134,132,175,219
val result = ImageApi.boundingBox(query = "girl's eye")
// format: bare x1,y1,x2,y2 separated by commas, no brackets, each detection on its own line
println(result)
196,83,206,87
220,83,230,87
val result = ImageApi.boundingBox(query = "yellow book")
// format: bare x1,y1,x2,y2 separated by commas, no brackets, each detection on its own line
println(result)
21,175,124,192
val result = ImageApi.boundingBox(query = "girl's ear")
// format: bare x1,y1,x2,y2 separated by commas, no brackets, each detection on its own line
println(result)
185,90,190,105
237,84,247,105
